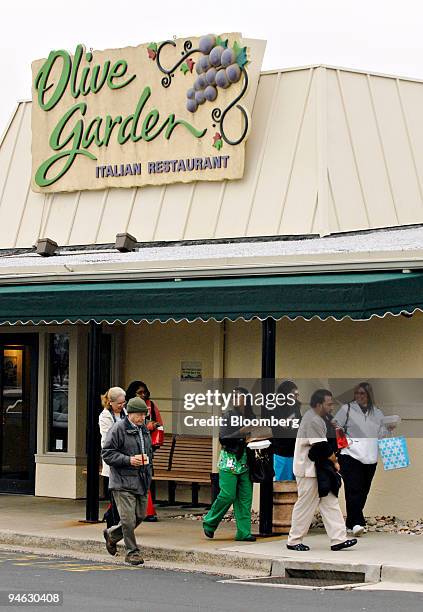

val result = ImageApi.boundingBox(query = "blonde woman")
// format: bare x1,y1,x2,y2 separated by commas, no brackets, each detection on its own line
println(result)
99,387,127,527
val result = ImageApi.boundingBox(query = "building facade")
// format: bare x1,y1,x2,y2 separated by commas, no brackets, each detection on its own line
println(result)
1,61,423,519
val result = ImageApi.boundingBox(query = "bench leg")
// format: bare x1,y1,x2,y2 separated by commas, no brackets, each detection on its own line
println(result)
191,483,199,506
150,480,156,503
179,483,210,509
169,481,177,505
156,480,179,506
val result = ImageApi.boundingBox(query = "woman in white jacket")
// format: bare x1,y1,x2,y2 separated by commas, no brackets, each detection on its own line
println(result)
99,386,127,527
334,382,388,537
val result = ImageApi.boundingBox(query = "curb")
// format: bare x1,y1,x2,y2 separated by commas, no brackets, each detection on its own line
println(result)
381,565,423,584
0,531,272,575
1,531,422,585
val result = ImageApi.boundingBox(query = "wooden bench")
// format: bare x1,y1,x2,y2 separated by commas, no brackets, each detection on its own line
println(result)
153,434,213,506
84,433,213,506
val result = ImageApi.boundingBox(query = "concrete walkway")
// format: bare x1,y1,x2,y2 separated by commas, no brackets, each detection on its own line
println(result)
1,495,423,590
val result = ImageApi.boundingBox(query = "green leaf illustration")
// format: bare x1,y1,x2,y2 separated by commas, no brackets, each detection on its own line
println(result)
213,138,223,151
216,36,228,48
148,42,157,52
233,41,242,56
180,62,189,75
233,41,248,69
236,47,248,69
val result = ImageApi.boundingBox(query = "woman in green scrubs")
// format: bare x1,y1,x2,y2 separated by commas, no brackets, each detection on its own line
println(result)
203,387,256,542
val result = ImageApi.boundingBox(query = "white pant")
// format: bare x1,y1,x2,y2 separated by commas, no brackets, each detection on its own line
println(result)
288,476,347,546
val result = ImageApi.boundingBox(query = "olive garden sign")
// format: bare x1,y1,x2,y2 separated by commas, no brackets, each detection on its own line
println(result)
31,33,262,193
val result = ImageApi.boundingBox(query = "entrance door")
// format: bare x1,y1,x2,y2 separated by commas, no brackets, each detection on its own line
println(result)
0,334,38,494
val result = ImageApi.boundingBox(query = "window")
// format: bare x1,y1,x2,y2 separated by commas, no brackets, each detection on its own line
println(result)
48,334,69,452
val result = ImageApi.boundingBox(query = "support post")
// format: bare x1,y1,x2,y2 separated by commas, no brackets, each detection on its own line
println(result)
259,317,276,536
85,321,102,522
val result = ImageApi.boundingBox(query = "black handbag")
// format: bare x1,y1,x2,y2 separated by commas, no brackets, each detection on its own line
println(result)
247,447,274,483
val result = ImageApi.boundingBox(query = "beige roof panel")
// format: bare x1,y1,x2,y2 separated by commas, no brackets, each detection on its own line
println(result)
3,65,423,248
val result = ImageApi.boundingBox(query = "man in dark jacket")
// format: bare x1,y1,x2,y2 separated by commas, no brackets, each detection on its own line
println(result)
102,397,153,565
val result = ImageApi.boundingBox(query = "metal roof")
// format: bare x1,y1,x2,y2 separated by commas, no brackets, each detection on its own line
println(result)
2,65,423,248
0,225,422,284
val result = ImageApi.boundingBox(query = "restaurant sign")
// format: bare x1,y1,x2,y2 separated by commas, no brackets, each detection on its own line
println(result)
31,33,263,193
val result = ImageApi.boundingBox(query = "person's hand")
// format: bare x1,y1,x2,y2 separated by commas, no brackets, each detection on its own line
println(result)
386,423,397,431
130,455,144,467
334,461,341,472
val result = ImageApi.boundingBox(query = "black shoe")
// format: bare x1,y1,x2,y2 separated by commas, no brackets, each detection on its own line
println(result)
235,534,256,542
203,525,214,539
103,529,117,556
331,538,357,551
144,515,158,522
286,543,310,551
125,553,144,566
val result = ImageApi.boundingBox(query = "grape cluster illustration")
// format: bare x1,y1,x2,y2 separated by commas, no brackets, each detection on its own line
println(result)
186,35,247,113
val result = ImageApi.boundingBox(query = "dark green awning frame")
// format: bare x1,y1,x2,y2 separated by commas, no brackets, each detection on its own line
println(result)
0,271,422,325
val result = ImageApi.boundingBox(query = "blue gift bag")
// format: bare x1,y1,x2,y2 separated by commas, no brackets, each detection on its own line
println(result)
378,436,410,471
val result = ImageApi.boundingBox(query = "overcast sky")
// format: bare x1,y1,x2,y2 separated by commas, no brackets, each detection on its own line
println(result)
2,0,423,136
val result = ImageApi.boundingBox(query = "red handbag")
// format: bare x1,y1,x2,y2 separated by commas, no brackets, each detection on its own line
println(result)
150,426,164,447
336,427,349,450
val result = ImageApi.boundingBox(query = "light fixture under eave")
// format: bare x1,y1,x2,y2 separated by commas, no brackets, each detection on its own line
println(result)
36,238,59,257
115,233,138,252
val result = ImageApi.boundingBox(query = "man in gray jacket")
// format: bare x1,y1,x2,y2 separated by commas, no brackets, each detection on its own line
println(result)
102,397,153,565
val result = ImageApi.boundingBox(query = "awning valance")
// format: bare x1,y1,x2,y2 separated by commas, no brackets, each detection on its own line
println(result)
0,271,422,325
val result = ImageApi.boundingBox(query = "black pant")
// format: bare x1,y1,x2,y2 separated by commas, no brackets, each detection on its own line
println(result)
339,454,377,529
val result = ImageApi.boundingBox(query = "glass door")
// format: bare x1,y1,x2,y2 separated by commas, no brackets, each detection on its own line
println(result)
0,334,38,494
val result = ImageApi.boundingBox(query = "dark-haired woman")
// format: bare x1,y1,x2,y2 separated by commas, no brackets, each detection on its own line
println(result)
272,380,302,481
126,380,164,522
202,387,256,542
335,382,389,537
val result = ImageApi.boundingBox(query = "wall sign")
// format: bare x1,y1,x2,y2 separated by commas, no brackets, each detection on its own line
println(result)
31,33,263,193
180,361,203,382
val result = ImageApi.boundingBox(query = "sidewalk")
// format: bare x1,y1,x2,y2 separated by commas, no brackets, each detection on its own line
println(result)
1,495,423,589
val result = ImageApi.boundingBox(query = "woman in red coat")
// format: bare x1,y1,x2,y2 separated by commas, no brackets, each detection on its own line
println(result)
126,380,164,521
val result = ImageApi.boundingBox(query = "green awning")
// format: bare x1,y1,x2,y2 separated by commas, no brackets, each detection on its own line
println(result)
0,271,422,325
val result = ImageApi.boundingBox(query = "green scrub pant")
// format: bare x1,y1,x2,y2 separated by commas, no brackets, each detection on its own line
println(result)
203,469,253,540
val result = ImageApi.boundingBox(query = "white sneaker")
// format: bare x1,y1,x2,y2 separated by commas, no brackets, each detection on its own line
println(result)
352,524,365,536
